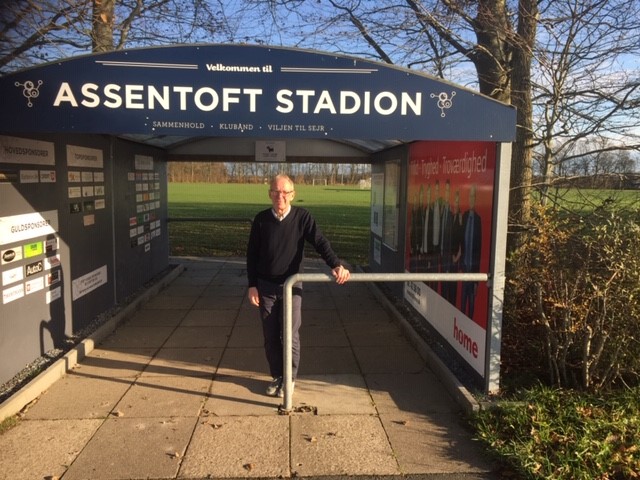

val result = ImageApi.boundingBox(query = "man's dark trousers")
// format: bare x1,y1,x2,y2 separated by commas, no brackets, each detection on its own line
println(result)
257,278,302,380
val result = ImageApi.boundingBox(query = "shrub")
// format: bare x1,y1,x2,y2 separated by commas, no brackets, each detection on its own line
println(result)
504,198,640,390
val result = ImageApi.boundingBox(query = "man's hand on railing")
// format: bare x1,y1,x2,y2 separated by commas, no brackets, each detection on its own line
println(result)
332,265,350,284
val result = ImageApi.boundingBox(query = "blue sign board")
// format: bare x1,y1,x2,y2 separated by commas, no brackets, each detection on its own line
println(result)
0,44,516,142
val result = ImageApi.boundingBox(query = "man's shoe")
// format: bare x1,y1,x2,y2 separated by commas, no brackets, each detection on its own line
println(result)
276,381,294,398
266,377,282,396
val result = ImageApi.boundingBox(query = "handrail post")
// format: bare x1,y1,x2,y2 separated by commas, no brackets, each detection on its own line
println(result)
282,274,297,412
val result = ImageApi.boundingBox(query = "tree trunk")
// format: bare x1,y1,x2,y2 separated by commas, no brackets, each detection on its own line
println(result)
508,0,538,248
92,0,115,53
472,0,512,102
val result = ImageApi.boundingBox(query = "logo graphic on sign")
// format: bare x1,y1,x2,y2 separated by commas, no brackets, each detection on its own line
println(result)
25,260,44,277
1,248,21,265
431,91,456,117
23,241,43,258
14,80,43,107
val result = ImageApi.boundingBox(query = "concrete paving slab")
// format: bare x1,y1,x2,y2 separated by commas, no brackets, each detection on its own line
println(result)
217,347,271,376
353,344,426,374
300,325,351,347
294,374,376,415
344,322,413,346
298,347,360,375
24,374,132,420
181,259,222,269
330,285,379,300
113,375,210,417
125,308,189,327
181,308,238,326
72,347,156,378
0,419,103,480
141,347,223,377
194,295,243,310
62,416,198,480
170,274,213,286
339,308,396,324
99,325,175,349
203,284,247,297
179,416,289,479
328,281,373,297
164,325,232,348
227,324,265,347
300,308,343,327
178,265,221,276
143,295,198,310
332,294,382,312
303,293,337,310
160,284,207,297
366,372,459,415
379,412,494,475
290,414,400,477
211,273,249,286
216,257,246,268
204,374,282,415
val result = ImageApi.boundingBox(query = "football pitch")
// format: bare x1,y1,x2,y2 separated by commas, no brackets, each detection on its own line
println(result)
168,182,373,266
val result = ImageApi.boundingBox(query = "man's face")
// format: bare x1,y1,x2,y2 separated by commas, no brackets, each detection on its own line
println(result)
269,177,295,213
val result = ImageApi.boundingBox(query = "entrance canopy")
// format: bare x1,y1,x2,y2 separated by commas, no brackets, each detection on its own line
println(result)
0,44,515,151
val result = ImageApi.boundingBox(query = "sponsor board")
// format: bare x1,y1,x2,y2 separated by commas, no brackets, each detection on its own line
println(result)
3,283,24,304
25,259,44,277
25,276,44,294
46,286,61,304
72,265,107,300
23,241,43,258
2,266,24,286
0,210,58,245
0,135,55,166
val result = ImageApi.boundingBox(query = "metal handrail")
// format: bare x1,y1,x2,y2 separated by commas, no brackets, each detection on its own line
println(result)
282,271,490,411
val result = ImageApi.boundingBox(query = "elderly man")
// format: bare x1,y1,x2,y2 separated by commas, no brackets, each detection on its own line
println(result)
246,174,350,398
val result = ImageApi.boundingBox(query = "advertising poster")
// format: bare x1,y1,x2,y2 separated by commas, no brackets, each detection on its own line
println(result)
404,141,496,375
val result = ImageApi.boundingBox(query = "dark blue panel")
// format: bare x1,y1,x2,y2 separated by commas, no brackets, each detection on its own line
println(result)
1,45,516,142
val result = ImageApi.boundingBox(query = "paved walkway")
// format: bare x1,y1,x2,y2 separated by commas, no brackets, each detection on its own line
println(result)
0,257,498,479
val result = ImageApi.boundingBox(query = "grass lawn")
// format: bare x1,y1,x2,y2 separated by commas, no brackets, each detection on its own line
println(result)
168,182,372,266
539,187,639,214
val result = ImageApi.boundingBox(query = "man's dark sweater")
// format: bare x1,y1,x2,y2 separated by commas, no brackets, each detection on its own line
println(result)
246,206,341,287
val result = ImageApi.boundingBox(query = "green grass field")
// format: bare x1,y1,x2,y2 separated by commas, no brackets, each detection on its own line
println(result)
168,182,372,266
540,187,639,214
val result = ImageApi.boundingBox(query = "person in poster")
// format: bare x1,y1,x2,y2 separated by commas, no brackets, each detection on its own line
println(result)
422,183,436,283
461,184,482,319
450,188,465,305
430,180,442,288
409,189,423,271
439,180,455,303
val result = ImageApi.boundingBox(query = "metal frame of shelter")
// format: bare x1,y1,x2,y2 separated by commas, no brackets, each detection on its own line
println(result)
0,44,515,394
